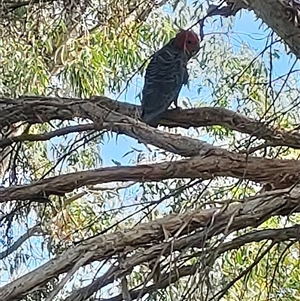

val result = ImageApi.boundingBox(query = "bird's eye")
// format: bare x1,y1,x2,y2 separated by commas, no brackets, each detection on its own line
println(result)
187,40,192,44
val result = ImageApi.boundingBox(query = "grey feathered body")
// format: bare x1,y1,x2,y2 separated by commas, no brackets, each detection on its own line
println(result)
140,40,190,127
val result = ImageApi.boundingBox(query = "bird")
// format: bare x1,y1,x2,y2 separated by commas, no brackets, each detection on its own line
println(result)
140,29,200,127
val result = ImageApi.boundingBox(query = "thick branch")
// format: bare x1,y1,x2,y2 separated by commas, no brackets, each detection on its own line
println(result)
1,185,300,301
89,97,300,150
1,96,300,152
100,226,296,301
1,150,300,202
0,96,223,157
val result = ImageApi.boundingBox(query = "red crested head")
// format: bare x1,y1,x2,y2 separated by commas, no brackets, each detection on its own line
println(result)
173,29,200,56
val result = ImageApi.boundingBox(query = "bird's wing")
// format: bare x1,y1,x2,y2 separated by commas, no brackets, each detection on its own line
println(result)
141,48,186,125
183,67,189,85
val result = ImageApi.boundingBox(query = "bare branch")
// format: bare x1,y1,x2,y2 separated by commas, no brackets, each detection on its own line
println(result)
0,96,222,158
0,225,42,259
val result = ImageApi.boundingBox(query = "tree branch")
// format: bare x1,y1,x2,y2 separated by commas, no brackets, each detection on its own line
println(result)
64,224,300,301
0,96,223,158
0,225,42,260
0,123,96,148
1,96,300,153
1,149,300,202
2,185,300,301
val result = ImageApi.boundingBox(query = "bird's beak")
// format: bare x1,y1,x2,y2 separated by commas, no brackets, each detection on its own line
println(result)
194,44,201,54
190,45,200,56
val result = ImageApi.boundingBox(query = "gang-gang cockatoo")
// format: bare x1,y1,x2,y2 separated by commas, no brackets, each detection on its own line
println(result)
140,29,200,127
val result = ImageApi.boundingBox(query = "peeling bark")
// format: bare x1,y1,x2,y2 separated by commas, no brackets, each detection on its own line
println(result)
0,151,299,202
1,96,300,153
0,96,299,204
